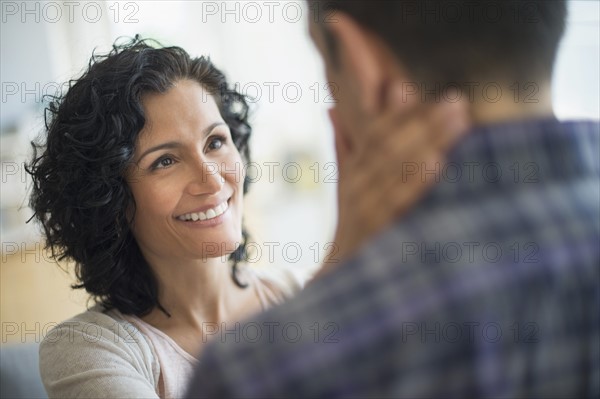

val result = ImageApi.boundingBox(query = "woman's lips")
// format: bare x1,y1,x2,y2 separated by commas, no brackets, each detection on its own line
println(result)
176,199,229,222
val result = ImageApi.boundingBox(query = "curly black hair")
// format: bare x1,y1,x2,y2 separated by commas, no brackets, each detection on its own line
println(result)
26,36,252,317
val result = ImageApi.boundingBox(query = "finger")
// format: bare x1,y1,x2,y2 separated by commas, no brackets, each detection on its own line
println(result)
329,107,352,166
351,81,424,151
425,95,471,151
383,80,421,120
365,150,442,221
329,108,353,191
368,81,423,140
348,155,439,235
361,115,429,160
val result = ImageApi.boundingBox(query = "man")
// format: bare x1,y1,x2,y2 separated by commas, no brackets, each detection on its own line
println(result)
187,1,599,397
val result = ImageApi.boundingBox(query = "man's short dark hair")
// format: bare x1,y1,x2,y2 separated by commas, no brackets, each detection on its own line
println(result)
310,0,567,85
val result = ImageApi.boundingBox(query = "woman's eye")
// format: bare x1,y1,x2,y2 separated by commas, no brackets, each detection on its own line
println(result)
151,156,175,170
208,136,226,151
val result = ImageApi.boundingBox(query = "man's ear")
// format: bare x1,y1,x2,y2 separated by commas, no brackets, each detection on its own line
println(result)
325,13,389,116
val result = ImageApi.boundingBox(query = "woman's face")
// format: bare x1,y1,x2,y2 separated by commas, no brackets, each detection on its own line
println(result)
126,79,245,262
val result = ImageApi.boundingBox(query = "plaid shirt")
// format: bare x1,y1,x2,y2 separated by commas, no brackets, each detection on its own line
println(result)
187,118,600,398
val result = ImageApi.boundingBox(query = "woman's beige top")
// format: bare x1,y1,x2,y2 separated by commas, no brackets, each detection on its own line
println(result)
39,266,304,398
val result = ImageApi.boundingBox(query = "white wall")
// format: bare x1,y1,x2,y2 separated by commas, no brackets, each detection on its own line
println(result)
553,0,600,120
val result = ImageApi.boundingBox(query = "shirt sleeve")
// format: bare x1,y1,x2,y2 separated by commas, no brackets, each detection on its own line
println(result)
39,311,160,399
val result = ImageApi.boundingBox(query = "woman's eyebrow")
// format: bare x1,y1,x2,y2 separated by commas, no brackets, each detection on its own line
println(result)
137,122,226,163
137,141,182,163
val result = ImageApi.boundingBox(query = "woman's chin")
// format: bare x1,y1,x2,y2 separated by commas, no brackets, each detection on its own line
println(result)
189,237,243,260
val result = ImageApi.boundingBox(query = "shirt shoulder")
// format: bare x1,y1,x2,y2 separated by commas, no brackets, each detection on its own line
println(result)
39,305,160,398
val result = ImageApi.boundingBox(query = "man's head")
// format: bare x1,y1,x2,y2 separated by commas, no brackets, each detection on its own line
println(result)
308,0,568,136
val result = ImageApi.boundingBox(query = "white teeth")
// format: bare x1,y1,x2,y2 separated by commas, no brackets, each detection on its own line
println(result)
178,201,228,222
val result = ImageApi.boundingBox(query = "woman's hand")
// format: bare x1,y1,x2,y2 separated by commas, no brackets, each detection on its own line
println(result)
322,84,469,272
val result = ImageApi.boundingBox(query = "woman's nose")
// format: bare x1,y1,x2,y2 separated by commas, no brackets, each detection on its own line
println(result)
186,161,225,196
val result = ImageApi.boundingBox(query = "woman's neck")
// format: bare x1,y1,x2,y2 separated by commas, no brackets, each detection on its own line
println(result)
133,253,265,358
141,254,246,330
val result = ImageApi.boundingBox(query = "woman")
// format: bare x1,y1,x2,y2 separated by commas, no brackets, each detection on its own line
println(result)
28,37,301,398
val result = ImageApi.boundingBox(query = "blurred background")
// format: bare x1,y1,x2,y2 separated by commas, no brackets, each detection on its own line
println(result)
1,0,599,350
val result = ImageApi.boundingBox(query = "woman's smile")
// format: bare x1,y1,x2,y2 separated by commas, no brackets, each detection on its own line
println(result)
175,198,232,227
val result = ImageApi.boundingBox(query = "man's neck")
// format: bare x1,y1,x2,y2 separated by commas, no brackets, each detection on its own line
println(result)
468,80,555,126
